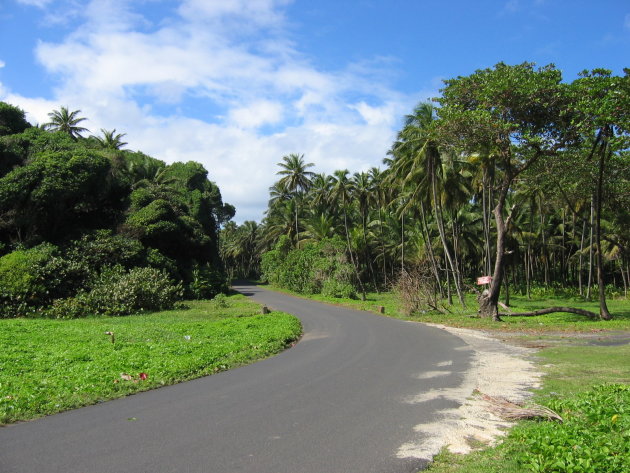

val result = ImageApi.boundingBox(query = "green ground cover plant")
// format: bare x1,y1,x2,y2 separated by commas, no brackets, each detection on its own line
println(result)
264,285,630,332
0,294,301,424
426,343,630,473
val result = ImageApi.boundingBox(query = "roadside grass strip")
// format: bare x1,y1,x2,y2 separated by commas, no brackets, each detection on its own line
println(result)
265,285,630,333
0,295,301,424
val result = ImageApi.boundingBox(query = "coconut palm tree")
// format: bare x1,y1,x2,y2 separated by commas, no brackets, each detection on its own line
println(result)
93,128,128,149
331,169,366,299
44,106,89,139
388,102,466,306
276,153,315,248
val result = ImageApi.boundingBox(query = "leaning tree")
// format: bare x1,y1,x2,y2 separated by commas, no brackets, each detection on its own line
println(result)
435,62,579,320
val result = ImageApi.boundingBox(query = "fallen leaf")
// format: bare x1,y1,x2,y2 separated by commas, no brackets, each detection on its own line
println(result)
120,373,133,381
139,372,148,380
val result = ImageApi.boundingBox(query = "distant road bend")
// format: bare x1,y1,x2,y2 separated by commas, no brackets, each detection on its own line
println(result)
0,282,472,473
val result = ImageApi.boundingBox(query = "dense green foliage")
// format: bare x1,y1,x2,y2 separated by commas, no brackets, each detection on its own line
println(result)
222,63,629,320
0,295,302,424
261,236,357,298
511,384,629,473
0,104,231,318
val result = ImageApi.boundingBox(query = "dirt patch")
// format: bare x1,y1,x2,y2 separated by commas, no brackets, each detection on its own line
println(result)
397,324,543,461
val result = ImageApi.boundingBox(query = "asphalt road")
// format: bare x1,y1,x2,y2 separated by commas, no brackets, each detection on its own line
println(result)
0,283,472,473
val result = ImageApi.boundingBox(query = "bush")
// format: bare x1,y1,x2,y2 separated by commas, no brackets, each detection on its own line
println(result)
44,295,93,319
187,264,227,299
260,237,358,297
84,266,183,316
321,279,357,299
66,230,145,271
393,263,442,316
0,244,57,317
211,293,229,308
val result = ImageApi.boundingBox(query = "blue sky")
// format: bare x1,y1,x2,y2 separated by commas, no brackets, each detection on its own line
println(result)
1,0,628,222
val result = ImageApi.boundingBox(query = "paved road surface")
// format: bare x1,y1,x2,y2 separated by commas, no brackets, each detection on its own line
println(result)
0,283,471,473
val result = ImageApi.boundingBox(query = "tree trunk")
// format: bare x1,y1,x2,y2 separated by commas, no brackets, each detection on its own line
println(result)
478,173,511,321
500,306,599,319
594,137,612,319
343,205,366,300
587,195,594,299
295,202,300,249
419,200,443,297
578,217,586,296
430,157,466,307
400,211,405,272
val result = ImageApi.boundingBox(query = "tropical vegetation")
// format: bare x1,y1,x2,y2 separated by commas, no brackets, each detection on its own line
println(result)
0,103,233,318
222,63,629,321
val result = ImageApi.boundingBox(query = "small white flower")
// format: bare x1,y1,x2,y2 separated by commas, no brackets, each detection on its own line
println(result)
184,335,191,341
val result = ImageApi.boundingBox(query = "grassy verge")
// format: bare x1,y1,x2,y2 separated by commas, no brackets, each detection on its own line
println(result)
262,284,630,332
0,294,302,425
426,343,630,473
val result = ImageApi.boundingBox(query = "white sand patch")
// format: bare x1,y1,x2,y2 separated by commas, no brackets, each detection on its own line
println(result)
398,324,543,461
414,371,452,380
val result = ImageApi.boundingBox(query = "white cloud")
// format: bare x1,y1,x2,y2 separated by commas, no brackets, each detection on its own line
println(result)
0,91,58,126
16,0,53,8
0,60,5,68
229,100,284,129
349,102,399,127
8,0,414,222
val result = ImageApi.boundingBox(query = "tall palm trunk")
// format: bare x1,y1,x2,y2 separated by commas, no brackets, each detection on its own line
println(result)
419,200,443,297
342,204,366,300
429,153,466,307
587,194,595,299
593,130,612,319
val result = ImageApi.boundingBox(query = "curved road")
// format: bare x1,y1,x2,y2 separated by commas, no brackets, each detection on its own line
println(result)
0,283,472,473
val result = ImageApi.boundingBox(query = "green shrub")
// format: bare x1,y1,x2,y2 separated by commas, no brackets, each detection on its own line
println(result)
44,295,92,319
0,244,57,317
511,384,630,473
187,264,228,299
211,293,229,308
321,279,357,299
260,237,358,297
66,230,145,271
260,235,292,284
84,266,183,316
35,254,92,300
145,248,179,279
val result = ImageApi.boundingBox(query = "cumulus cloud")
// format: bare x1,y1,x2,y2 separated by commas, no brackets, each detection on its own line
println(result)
3,0,415,222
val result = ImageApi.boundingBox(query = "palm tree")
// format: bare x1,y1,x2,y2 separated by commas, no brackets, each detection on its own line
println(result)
331,169,366,299
276,153,315,248
352,171,378,289
44,106,89,139
93,128,127,149
301,212,337,244
388,102,466,306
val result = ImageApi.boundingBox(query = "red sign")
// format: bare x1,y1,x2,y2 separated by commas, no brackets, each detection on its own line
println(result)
476,276,492,285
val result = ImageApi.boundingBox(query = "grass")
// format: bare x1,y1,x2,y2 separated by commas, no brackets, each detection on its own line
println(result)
425,343,630,473
263,284,630,332
0,294,302,425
